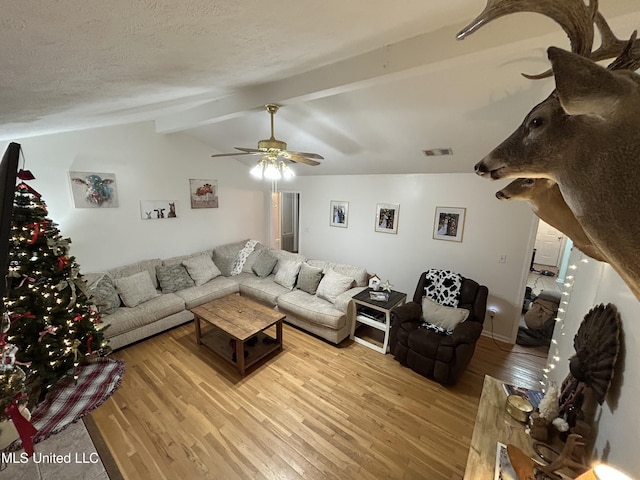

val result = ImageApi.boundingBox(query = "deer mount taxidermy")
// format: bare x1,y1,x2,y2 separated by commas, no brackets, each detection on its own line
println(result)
211,104,323,178
459,0,640,301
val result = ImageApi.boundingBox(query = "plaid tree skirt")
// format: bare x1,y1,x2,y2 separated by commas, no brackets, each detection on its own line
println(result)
4,357,124,452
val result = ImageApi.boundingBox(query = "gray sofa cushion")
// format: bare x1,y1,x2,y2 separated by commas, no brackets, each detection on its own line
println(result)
162,250,213,266
174,276,240,309
252,249,278,278
296,263,323,295
88,274,121,315
113,270,160,308
238,275,291,307
156,264,195,293
183,254,221,286
102,293,186,337
277,290,345,330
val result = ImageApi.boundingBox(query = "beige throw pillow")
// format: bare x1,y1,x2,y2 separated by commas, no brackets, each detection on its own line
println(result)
274,260,302,290
113,270,159,308
183,254,221,286
316,270,354,304
421,296,469,330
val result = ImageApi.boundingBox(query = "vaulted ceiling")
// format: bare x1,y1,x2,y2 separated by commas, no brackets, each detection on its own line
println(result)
2,1,640,175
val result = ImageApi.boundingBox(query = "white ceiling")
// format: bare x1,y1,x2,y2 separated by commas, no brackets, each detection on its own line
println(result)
2,1,640,175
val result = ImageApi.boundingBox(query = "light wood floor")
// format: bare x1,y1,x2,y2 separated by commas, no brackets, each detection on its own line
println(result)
91,322,546,480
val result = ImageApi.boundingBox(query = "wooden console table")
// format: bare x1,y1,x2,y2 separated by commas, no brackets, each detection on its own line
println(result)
464,375,571,479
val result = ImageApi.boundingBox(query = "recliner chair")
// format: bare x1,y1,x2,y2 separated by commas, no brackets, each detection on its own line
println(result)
389,270,488,385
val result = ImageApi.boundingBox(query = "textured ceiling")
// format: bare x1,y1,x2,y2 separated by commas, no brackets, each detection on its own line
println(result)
2,1,640,175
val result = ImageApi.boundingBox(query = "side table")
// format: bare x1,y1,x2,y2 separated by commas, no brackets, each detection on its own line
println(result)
350,288,406,354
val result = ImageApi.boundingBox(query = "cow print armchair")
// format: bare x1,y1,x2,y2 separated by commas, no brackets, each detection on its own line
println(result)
389,270,488,386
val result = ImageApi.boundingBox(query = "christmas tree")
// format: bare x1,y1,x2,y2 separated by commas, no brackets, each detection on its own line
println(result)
3,180,109,406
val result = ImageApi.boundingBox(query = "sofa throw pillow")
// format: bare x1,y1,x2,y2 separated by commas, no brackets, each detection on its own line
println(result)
296,262,323,295
274,260,302,290
113,270,159,308
252,249,278,278
182,254,221,286
421,296,469,331
89,274,120,315
423,269,462,307
156,264,195,293
316,270,354,304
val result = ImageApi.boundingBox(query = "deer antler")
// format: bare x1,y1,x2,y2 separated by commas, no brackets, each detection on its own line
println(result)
457,0,598,78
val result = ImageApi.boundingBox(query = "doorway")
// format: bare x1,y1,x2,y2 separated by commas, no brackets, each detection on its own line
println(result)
270,191,300,253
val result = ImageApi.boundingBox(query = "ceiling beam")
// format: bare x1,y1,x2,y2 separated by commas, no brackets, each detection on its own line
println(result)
154,21,541,134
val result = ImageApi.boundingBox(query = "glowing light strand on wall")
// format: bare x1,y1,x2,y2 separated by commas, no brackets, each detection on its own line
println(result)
539,253,590,392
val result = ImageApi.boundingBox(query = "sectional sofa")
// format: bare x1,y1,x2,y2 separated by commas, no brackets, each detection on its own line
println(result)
85,240,369,350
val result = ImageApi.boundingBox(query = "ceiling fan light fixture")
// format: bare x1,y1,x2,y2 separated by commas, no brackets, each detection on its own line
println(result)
263,160,282,180
281,161,295,179
250,160,265,178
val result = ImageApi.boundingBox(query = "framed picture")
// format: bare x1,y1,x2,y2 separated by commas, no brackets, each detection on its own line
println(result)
375,203,399,234
69,171,119,208
330,200,349,228
140,200,178,220
190,179,218,209
433,206,466,242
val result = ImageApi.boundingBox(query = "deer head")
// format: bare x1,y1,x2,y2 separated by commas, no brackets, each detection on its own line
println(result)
460,0,640,300
496,178,607,262
474,46,640,182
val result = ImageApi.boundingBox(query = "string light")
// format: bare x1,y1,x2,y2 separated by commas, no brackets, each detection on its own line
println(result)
540,250,588,392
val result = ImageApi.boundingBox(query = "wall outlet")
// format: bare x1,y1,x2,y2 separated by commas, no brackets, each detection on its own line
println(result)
498,254,507,264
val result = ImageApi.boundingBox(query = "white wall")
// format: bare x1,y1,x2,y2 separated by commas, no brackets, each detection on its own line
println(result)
4,121,268,272
286,173,538,341
546,249,640,476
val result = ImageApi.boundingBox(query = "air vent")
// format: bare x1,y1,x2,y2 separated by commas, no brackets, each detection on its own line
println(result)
423,148,453,156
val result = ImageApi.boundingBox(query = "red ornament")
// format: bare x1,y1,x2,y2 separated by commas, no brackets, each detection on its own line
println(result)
73,314,83,322
27,220,50,244
57,256,70,271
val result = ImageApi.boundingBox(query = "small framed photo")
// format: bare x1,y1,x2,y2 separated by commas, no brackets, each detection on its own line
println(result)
330,200,349,228
375,203,399,234
433,206,466,242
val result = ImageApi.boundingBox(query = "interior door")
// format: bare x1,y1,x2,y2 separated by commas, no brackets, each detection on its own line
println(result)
534,219,564,267
280,192,299,253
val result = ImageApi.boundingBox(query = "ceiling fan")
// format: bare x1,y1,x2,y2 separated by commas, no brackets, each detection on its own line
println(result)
210,104,323,167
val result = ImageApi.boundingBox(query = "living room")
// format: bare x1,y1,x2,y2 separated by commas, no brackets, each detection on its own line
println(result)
2,1,640,478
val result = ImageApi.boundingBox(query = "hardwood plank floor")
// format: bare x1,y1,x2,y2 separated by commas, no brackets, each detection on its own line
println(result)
91,322,546,480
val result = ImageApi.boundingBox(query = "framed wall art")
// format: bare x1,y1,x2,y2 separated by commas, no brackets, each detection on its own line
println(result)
375,203,399,234
330,200,349,228
433,206,466,242
140,200,178,220
189,179,218,209
69,171,119,208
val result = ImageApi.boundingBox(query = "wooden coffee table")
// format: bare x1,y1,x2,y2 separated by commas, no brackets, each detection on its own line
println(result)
192,294,284,375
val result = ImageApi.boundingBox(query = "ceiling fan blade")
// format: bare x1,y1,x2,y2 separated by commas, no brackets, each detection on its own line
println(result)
235,147,267,154
210,152,259,158
286,150,324,160
286,153,321,166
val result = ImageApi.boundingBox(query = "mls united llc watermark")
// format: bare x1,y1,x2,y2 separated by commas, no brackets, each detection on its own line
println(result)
1,451,100,464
